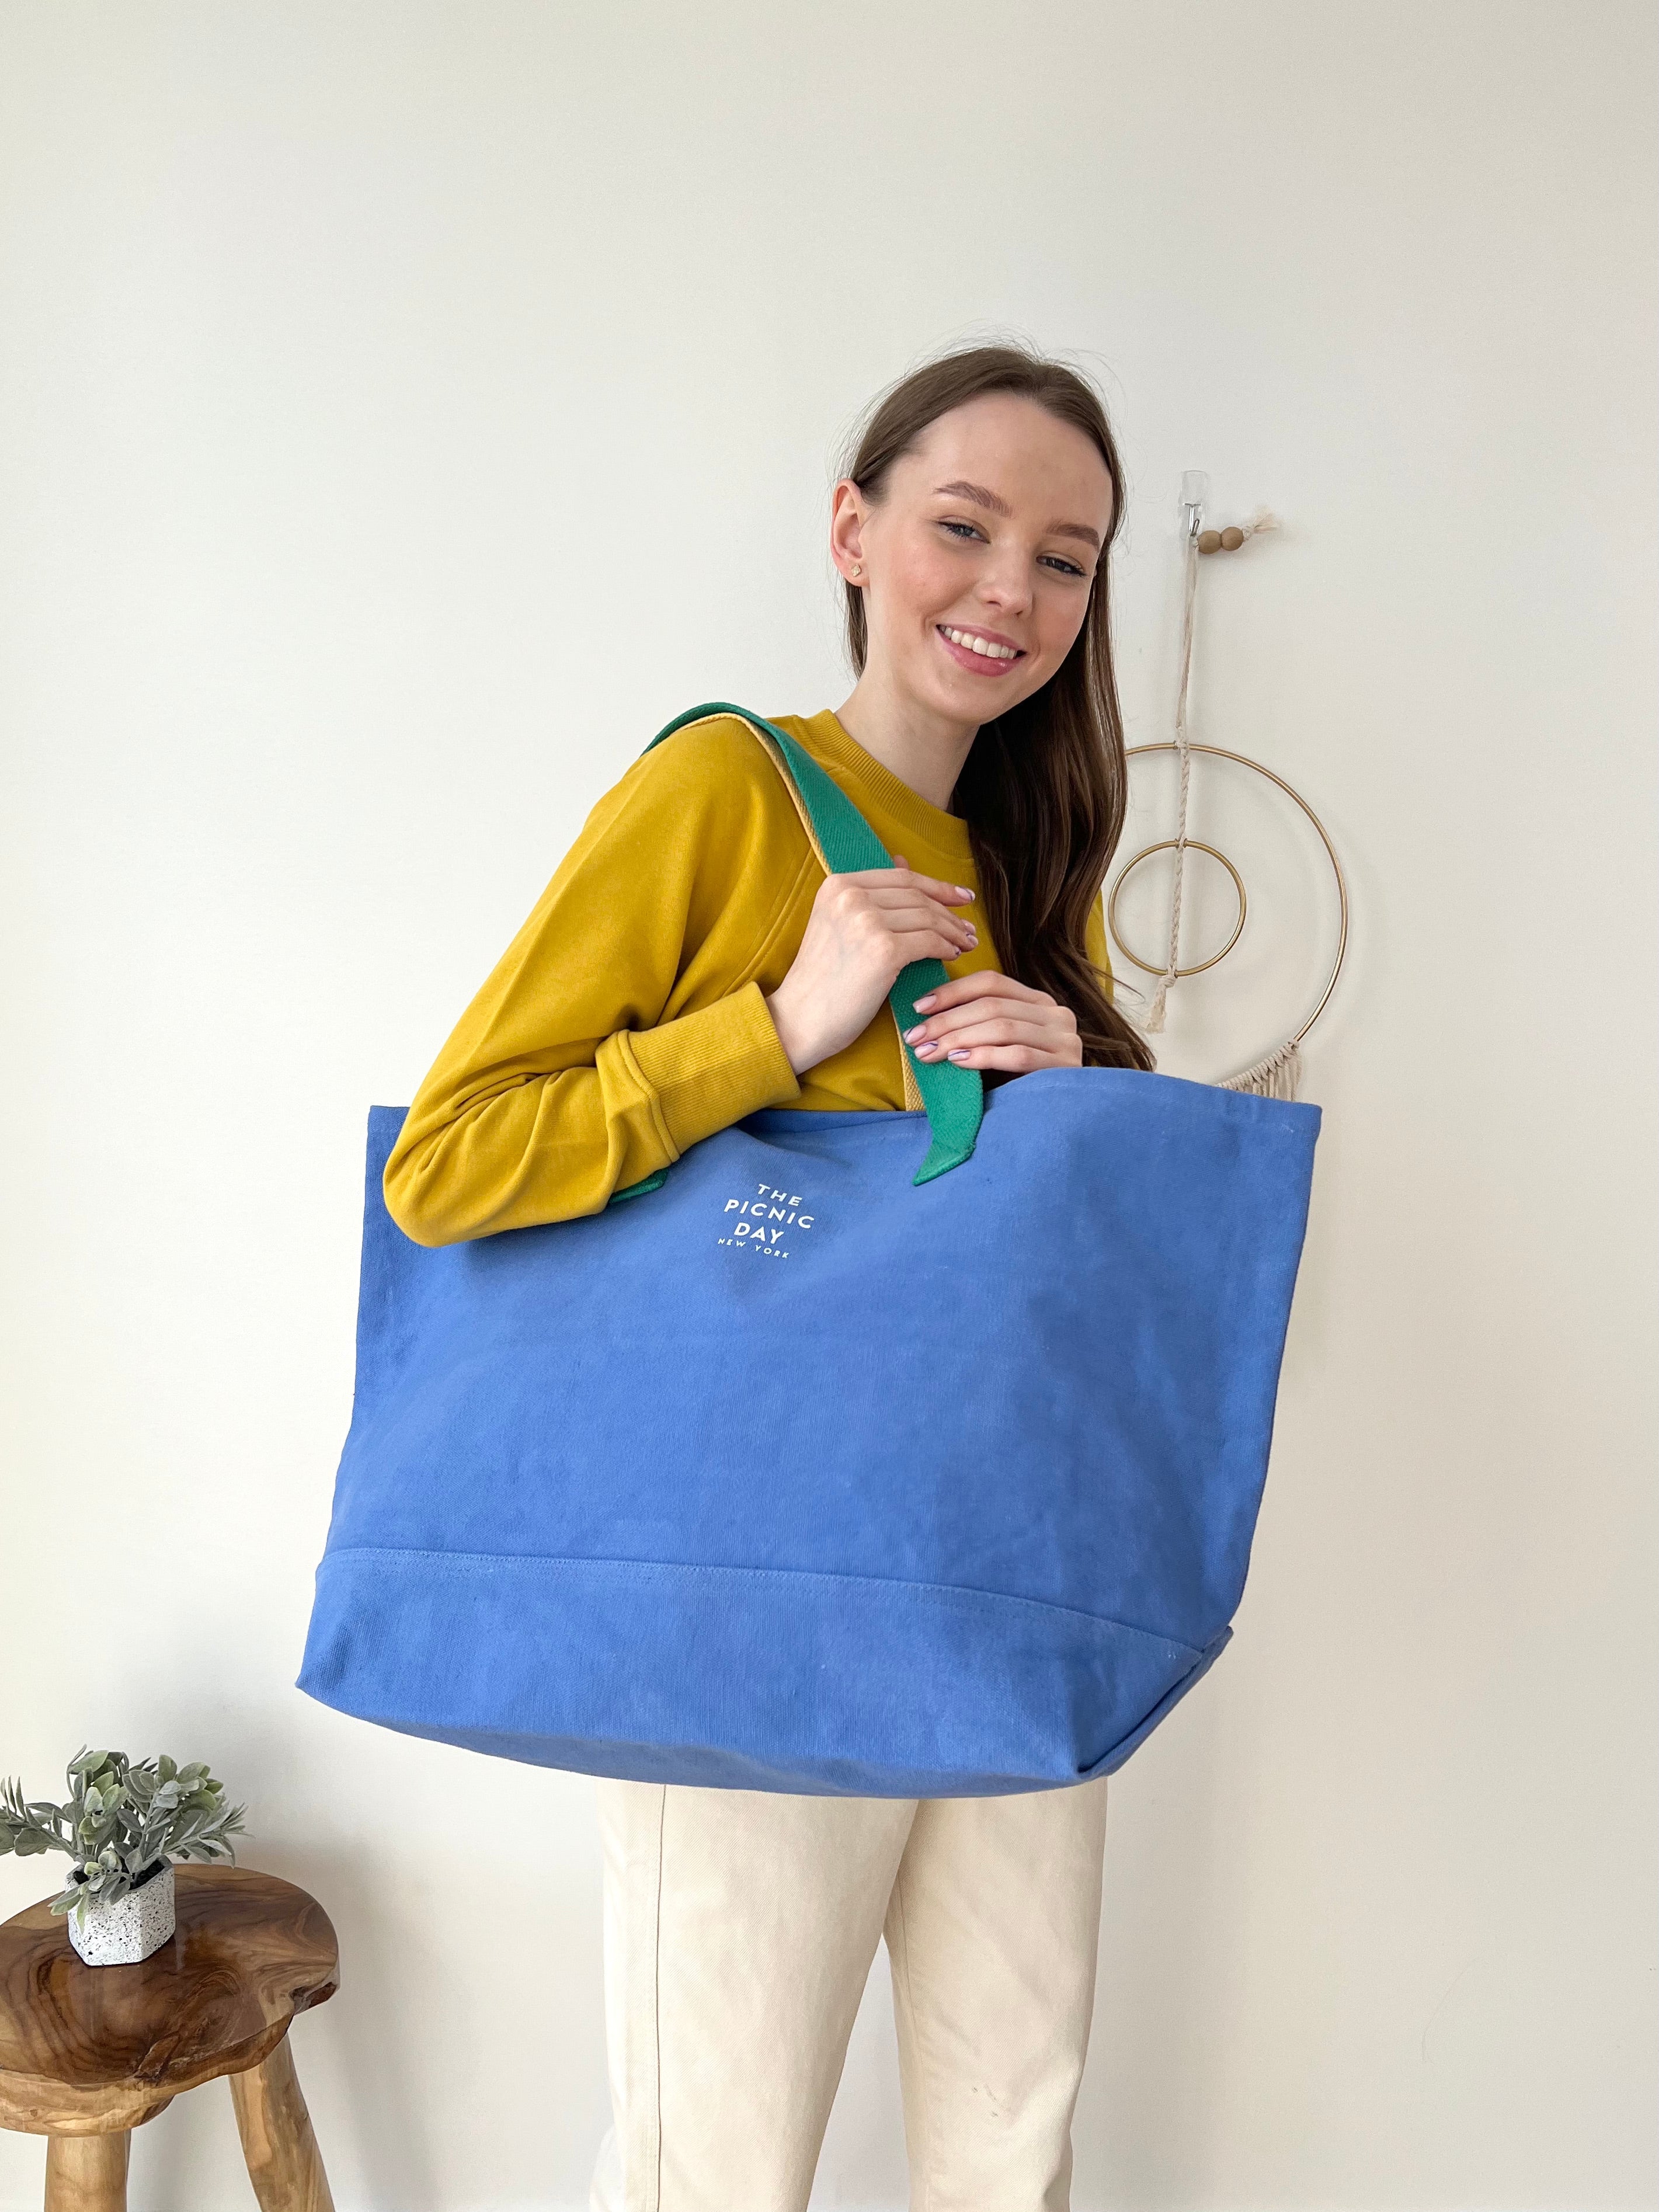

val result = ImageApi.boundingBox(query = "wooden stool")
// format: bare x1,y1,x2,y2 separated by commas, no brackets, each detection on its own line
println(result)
0,1866,338,2212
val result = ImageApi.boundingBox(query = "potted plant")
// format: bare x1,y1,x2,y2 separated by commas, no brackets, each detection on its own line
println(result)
1,1748,247,1966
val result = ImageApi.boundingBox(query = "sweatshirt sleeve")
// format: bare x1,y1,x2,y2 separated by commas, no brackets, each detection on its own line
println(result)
383,724,807,1245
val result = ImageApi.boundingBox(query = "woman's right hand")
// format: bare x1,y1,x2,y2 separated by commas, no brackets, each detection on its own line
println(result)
764,857,978,1076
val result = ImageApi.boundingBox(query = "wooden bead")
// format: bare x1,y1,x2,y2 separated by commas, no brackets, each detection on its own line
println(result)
1197,530,1221,554
1220,526,1244,550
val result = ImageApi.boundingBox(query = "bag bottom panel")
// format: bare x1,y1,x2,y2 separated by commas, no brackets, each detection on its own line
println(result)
297,1547,1230,1797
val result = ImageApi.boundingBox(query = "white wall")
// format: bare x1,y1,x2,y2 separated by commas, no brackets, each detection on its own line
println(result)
2,5,1654,2206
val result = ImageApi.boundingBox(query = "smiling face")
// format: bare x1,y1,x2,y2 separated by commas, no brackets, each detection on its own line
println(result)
830,392,1115,737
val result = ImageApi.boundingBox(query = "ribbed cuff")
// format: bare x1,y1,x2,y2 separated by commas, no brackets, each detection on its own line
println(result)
618,982,801,1159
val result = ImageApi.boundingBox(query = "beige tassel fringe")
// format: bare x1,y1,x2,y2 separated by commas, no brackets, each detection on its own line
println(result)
1220,1038,1303,1100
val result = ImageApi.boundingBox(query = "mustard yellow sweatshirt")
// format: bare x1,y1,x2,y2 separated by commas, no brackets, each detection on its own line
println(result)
384,709,1113,1245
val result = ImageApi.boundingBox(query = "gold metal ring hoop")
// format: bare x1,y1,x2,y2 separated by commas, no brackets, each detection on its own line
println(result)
1108,839,1247,978
1111,742,1350,1048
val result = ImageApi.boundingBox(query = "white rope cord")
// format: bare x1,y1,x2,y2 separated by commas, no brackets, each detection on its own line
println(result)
1138,506,1279,1038
1139,525,1199,1034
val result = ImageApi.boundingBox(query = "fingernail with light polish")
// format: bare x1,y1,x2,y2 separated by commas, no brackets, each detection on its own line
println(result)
913,993,935,1011
903,1025,924,1043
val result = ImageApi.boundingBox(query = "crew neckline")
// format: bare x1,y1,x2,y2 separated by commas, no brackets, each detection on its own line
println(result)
792,709,976,864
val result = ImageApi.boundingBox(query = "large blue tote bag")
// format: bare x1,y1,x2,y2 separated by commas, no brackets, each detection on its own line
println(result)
299,705,1321,1796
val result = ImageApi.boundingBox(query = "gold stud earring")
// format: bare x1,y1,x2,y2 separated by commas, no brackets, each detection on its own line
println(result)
850,562,862,578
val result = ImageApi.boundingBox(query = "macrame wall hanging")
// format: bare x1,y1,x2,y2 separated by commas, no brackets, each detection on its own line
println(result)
1108,470,1349,1101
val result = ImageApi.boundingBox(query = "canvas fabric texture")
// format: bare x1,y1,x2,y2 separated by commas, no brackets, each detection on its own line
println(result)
299,1066,1317,1793
589,1775,1111,2212
297,707,1321,1795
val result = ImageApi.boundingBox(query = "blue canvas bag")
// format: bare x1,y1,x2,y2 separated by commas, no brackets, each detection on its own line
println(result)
298,705,1321,1796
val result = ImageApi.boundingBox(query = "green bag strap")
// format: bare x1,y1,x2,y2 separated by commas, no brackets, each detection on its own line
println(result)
638,702,984,1188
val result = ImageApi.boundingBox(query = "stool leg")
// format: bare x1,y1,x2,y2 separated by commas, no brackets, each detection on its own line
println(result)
44,2134,130,2212
229,2036,335,2212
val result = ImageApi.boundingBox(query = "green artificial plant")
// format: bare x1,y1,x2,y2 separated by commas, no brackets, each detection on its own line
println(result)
0,1748,247,1924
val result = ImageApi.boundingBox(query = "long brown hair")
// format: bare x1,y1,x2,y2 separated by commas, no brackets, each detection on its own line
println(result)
842,344,1153,1072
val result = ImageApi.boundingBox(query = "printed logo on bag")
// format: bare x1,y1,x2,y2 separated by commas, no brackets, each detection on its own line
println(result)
718,1182,815,1260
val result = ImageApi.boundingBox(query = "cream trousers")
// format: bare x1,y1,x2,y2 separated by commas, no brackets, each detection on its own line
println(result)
589,1775,1110,2212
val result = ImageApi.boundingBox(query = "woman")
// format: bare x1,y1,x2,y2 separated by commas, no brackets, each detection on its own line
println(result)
385,344,1154,2211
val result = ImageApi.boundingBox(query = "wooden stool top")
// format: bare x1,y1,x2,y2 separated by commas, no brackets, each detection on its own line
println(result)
0,1866,337,2136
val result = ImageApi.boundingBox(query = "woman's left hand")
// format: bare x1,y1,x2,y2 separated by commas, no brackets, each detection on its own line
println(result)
901,971,1082,1073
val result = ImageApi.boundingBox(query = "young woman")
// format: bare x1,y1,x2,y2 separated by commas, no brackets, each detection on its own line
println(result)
384,345,1153,2212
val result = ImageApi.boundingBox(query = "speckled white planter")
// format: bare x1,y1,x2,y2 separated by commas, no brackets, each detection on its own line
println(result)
65,1862,175,1966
